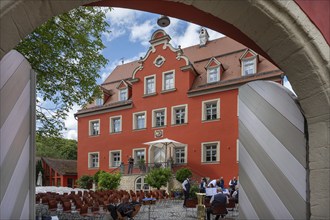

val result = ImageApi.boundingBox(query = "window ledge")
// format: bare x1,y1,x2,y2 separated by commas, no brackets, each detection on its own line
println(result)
152,125,167,129
171,123,188,127
161,88,176,94
133,128,147,132
202,118,220,123
201,161,220,165
110,131,122,135
88,167,99,170
89,134,100,137
143,92,157,98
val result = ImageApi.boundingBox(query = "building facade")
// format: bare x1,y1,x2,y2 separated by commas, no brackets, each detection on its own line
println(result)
75,29,283,189
41,157,77,187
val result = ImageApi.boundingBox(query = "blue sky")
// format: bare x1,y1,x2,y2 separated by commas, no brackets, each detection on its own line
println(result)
61,7,294,140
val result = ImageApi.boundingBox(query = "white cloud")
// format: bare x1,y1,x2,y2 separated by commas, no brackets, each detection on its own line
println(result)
283,76,297,96
61,104,79,140
130,20,157,46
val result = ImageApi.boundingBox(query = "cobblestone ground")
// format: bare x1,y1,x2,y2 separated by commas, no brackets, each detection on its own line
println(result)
103,199,238,220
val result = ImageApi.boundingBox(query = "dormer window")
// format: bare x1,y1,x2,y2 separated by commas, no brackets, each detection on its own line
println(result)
242,58,256,76
207,66,220,83
205,57,222,83
119,88,127,101
95,98,103,106
240,49,258,76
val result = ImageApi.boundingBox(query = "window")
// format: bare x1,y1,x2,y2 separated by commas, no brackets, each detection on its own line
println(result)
135,176,150,192
152,108,166,127
171,104,188,125
202,99,220,121
88,152,99,168
201,142,220,163
95,97,103,106
174,147,186,164
133,111,147,130
119,88,128,101
110,116,122,133
109,150,121,167
144,75,156,95
134,149,145,162
89,120,100,136
242,58,256,75
162,71,175,91
207,66,220,83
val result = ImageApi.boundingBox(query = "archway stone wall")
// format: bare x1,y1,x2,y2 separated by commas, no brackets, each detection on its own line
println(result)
0,0,329,218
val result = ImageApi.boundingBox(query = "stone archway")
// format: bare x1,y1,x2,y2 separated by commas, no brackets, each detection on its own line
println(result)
1,0,329,219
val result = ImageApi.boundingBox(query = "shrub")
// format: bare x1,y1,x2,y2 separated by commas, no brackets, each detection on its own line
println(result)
93,170,105,183
98,172,121,190
76,175,93,189
145,167,172,190
175,168,192,183
189,184,199,199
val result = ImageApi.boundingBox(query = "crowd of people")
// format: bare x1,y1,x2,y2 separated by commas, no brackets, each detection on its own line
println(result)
182,176,239,219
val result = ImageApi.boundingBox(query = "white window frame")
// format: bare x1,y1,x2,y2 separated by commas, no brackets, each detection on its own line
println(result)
241,57,257,76
89,119,100,136
201,141,220,163
133,111,147,130
119,88,128,101
133,148,146,162
207,66,220,83
109,115,122,133
202,98,220,121
109,150,122,168
144,75,156,95
95,96,103,106
135,176,150,192
173,145,187,164
162,70,175,91
152,107,167,128
171,104,188,125
88,152,99,169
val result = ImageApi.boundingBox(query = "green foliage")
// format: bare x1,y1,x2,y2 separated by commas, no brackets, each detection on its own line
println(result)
98,172,121,190
15,7,110,137
36,134,77,159
189,184,199,199
175,168,192,183
145,168,172,190
93,170,105,183
77,175,94,189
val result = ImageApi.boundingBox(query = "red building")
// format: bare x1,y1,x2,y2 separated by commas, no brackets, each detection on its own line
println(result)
75,29,283,188
42,157,77,188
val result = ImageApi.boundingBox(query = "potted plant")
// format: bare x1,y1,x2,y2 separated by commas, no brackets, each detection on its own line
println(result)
138,159,146,172
186,184,199,207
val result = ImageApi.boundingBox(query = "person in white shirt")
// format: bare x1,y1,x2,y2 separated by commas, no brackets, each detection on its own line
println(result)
208,179,217,187
182,177,191,207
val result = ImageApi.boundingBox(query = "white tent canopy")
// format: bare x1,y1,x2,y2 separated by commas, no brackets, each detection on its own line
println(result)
144,138,184,163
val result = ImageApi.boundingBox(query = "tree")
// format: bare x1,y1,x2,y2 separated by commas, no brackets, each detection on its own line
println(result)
15,6,110,137
76,175,94,189
98,172,121,190
144,167,172,190
36,134,77,160
175,168,192,183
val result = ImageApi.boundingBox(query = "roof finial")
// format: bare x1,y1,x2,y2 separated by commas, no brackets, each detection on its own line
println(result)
199,27,209,47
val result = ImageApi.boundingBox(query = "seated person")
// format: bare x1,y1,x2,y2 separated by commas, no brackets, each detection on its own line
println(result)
206,188,229,220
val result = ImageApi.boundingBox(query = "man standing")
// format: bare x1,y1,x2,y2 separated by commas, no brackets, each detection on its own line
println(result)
229,177,237,194
128,156,134,174
207,188,229,220
182,177,191,207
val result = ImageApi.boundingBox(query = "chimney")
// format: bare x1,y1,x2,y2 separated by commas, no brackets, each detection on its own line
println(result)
199,27,209,47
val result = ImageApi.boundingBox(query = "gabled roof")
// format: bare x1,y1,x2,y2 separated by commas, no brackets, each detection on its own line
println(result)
42,157,77,176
